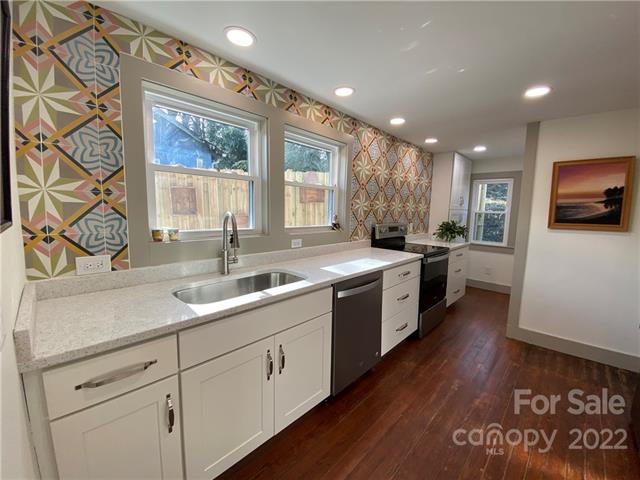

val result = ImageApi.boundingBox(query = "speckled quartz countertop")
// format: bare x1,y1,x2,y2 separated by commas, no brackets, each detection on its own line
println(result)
406,234,470,250
16,247,422,372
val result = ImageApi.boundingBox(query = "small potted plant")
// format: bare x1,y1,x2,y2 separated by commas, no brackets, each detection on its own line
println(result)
434,220,469,243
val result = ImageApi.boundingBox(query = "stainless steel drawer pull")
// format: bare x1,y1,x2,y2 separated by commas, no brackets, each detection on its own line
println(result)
397,293,410,302
266,350,274,380
278,344,286,374
454,268,462,273
398,270,411,278
337,279,380,298
396,323,409,332
74,360,158,390
166,394,175,433
453,289,461,294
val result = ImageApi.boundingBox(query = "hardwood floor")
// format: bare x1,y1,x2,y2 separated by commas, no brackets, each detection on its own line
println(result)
219,287,639,480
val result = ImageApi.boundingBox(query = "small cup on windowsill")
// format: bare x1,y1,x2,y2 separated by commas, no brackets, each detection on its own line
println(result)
167,228,179,241
151,228,166,242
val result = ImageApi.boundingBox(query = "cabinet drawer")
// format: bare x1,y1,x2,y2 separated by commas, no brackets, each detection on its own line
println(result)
180,288,332,369
449,247,468,266
383,261,421,290
43,335,178,419
381,304,418,356
382,278,420,321
448,261,467,279
447,276,466,306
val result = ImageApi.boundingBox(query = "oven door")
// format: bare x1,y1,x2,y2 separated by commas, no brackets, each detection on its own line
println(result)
420,253,449,311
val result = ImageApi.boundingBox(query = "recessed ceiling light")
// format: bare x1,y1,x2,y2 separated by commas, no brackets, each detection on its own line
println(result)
334,86,355,97
524,85,551,98
224,26,256,47
424,138,438,144
473,145,487,152
390,117,406,126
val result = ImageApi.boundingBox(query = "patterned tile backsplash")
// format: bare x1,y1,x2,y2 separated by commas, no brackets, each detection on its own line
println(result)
13,1,433,280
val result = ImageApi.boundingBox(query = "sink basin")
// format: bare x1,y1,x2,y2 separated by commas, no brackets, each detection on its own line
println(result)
173,271,306,304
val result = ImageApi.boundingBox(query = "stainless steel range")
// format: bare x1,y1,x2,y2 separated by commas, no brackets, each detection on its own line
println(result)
371,224,449,337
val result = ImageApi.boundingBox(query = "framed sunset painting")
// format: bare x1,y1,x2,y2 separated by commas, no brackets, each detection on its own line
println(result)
548,157,635,231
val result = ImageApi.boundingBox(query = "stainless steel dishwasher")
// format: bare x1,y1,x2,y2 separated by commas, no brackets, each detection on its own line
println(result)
331,270,383,395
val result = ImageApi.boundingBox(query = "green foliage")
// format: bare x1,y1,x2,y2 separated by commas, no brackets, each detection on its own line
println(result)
434,220,469,242
285,141,330,173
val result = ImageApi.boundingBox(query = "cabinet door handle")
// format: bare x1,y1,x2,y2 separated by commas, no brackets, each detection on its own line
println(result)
397,293,410,302
166,394,175,433
266,350,274,380
278,344,285,374
453,289,461,294
454,268,462,273
456,253,463,257
398,270,411,278
396,323,409,332
74,360,158,390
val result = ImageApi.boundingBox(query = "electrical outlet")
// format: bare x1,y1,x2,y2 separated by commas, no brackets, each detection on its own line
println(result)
75,255,112,276
483,266,493,278
291,238,302,249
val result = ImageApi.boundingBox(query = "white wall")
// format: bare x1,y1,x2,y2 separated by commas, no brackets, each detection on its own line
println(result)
471,156,523,174
0,48,38,479
519,109,639,358
467,249,515,287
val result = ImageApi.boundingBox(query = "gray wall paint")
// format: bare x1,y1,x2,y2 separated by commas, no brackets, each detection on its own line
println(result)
468,170,522,253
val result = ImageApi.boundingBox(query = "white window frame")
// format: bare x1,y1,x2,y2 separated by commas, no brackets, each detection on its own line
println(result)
283,126,345,231
142,83,266,239
469,178,514,247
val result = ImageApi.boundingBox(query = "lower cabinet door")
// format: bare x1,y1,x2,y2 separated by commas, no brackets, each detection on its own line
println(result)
50,376,183,479
274,313,332,433
181,337,275,480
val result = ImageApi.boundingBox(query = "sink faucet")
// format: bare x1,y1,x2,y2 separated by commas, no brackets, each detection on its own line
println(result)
221,211,240,274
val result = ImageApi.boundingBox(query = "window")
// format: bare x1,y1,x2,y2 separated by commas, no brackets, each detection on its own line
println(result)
143,85,264,237
470,178,514,246
284,127,342,229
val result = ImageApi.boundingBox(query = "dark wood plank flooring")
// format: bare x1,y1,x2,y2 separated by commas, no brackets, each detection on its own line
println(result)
220,287,639,480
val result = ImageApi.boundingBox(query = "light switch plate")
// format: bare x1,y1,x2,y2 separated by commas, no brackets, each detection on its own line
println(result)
75,255,112,275
291,238,302,248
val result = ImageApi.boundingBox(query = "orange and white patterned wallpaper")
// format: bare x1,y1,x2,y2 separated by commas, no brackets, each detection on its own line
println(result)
13,1,432,279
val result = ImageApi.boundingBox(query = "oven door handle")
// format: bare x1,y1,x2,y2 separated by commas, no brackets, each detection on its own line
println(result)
425,254,449,263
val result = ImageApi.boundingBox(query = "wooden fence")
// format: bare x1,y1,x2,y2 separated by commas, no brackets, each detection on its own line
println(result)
154,170,330,230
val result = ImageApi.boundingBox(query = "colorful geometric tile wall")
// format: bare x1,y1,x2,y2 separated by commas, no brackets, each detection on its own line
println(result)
12,1,432,280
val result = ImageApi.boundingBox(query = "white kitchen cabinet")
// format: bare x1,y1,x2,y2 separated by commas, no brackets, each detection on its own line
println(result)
181,337,275,480
381,266,420,355
447,246,469,306
274,313,332,433
449,153,472,210
428,152,472,233
181,312,333,479
50,376,183,480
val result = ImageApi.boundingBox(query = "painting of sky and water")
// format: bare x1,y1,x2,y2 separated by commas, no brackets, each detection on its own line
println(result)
549,157,634,231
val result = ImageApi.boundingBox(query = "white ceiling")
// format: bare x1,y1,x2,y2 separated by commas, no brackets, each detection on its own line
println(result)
102,1,639,160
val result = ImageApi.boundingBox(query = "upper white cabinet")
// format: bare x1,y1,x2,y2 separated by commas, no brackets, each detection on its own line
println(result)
428,152,472,232
449,153,472,211
274,313,332,433
181,337,275,480
50,376,183,479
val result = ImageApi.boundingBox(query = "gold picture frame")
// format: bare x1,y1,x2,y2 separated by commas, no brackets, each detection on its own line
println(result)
548,156,635,232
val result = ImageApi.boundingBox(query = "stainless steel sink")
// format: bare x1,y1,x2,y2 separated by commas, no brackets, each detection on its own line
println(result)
173,271,306,304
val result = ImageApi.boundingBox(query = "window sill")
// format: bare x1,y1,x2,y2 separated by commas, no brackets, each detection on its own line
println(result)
285,226,340,235
469,243,515,254
148,232,267,245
